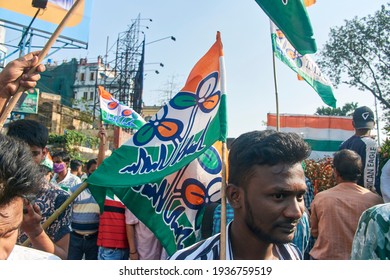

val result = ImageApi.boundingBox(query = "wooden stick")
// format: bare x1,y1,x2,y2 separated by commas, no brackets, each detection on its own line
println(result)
22,181,89,247
0,0,85,129
219,141,228,260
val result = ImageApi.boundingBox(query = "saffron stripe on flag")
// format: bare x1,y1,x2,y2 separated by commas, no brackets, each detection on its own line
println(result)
267,114,354,130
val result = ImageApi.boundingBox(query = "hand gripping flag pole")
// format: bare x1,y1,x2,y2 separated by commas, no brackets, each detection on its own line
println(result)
0,0,85,129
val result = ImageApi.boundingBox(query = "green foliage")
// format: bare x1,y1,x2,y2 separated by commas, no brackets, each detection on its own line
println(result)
316,102,358,116
380,137,390,170
48,130,99,160
318,3,390,129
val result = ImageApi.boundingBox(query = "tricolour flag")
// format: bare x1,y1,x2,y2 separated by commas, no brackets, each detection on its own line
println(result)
255,0,317,55
267,113,354,160
98,86,146,129
88,32,227,253
271,22,337,108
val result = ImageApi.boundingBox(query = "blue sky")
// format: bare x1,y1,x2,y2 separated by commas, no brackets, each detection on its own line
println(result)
4,0,388,139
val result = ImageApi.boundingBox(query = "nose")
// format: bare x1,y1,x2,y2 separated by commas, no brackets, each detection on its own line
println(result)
284,198,304,220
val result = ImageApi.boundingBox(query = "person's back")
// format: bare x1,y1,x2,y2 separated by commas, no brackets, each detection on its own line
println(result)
125,208,163,260
97,191,129,260
351,203,390,260
68,158,100,260
310,149,383,260
339,106,379,193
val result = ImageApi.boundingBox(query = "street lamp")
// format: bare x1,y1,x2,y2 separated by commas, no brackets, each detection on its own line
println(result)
146,36,176,46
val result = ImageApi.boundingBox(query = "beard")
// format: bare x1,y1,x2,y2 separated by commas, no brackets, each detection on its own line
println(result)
244,193,294,245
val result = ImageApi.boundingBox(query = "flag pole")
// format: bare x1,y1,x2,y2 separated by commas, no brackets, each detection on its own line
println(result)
220,141,227,260
0,0,85,129
270,21,280,131
217,31,227,260
22,181,89,247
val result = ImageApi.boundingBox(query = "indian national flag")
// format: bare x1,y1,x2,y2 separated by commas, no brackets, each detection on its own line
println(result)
267,113,354,160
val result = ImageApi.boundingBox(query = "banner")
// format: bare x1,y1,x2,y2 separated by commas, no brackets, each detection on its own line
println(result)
99,86,146,130
271,22,337,108
255,0,316,54
267,113,354,159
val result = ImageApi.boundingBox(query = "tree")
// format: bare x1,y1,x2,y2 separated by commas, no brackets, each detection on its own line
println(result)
318,4,389,120
315,102,358,116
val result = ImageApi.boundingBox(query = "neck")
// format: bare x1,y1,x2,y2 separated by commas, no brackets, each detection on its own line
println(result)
57,170,67,181
355,130,370,137
230,220,277,260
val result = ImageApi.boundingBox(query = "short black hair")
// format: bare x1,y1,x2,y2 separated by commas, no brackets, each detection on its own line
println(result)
70,159,82,171
0,134,43,206
86,158,97,172
52,151,70,163
7,119,48,148
228,130,311,186
333,149,362,182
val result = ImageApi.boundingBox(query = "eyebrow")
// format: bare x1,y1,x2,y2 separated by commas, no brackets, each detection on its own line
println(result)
0,223,21,237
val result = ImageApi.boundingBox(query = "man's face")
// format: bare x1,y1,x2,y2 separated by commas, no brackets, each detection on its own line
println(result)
0,197,23,260
30,145,46,164
87,164,98,176
240,163,306,245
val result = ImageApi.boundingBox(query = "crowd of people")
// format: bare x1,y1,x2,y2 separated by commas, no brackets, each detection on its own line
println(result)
0,52,389,261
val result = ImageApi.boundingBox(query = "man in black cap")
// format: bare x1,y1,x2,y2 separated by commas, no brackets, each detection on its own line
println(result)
339,106,380,194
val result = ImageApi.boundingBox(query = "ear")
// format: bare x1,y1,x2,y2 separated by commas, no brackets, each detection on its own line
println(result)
42,147,48,158
226,183,242,209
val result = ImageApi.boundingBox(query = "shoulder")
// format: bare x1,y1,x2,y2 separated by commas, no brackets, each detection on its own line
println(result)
8,245,61,260
169,234,221,260
276,243,302,260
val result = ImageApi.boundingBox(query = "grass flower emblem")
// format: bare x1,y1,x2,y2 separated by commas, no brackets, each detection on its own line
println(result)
169,72,220,113
133,105,184,146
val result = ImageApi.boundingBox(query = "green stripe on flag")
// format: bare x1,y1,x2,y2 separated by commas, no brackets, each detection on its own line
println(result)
304,139,343,152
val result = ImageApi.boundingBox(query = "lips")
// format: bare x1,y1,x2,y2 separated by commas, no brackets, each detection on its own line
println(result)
277,223,298,233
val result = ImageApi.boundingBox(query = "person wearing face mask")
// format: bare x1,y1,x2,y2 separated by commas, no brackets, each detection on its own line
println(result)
51,151,81,193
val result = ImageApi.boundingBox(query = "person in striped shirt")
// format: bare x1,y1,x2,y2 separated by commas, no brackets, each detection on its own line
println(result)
169,130,311,260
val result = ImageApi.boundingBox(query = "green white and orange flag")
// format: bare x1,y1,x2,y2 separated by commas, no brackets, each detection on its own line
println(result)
255,0,317,55
267,113,354,160
88,32,227,254
271,22,337,108
98,86,146,129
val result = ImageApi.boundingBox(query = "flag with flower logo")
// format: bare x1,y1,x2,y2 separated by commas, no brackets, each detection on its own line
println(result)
88,32,227,254
271,22,337,108
98,86,146,129
255,0,317,55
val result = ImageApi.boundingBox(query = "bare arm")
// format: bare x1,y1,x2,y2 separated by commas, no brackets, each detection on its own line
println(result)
97,123,107,166
126,223,138,260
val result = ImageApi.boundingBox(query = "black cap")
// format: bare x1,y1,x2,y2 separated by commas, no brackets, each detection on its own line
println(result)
353,106,375,129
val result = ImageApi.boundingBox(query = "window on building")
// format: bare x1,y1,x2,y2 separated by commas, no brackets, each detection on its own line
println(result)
90,72,95,81
83,92,88,100
90,92,94,100
80,73,85,81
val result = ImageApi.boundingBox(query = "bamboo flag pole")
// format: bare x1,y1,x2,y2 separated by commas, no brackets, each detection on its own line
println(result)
219,31,228,260
219,141,228,260
270,21,280,132
22,181,89,247
0,0,85,129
